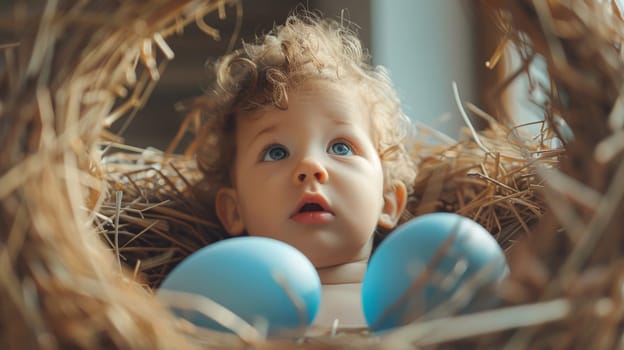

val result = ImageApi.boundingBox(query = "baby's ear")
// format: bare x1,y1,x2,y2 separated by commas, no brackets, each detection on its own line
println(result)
215,187,245,235
378,181,407,229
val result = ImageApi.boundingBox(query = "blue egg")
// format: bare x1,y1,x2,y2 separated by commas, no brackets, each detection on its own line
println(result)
362,213,508,332
157,237,321,337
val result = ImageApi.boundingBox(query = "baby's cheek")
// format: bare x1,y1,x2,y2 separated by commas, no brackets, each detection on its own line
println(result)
241,213,273,237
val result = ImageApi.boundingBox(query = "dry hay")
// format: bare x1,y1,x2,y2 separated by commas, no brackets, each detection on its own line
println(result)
1,0,624,349
0,1,233,349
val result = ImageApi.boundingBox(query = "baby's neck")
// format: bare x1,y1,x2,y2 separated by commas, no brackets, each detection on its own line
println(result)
309,260,369,333
316,259,368,284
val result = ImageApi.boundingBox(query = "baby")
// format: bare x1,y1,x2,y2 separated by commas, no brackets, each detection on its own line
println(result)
194,12,417,331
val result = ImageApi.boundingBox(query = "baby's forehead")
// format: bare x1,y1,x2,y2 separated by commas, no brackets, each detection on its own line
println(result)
234,83,382,147
239,82,371,124
244,79,372,116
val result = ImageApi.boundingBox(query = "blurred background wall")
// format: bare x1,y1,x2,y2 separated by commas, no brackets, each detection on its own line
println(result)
120,1,483,150
371,1,478,138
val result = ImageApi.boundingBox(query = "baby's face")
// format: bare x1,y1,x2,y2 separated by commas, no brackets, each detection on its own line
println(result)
221,80,388,268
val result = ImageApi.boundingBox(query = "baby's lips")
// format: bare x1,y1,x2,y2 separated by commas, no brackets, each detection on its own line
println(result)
290,211,334,225
291,192,333,217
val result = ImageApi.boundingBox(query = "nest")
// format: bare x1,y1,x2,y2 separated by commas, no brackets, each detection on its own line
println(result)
2,0,624,348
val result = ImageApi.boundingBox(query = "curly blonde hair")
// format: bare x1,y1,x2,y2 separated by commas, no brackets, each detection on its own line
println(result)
192,12,417,206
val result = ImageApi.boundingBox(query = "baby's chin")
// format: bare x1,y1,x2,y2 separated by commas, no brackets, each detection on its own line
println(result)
302,249,367,268
314,260,369,284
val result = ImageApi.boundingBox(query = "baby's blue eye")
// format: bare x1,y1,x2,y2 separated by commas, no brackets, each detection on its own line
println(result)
329,141,353,156
262,144,289,161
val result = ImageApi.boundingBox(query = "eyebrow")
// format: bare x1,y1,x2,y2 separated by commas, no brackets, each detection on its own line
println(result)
331,117,354,126
251,124,278,142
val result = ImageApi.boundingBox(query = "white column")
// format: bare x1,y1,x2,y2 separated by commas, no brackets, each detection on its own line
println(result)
371,1,478,139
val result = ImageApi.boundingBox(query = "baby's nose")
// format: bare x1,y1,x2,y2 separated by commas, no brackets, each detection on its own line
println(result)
293,157,328,184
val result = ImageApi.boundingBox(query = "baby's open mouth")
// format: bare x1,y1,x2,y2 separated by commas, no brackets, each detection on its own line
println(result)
298,203,325,213
290,197,334,224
